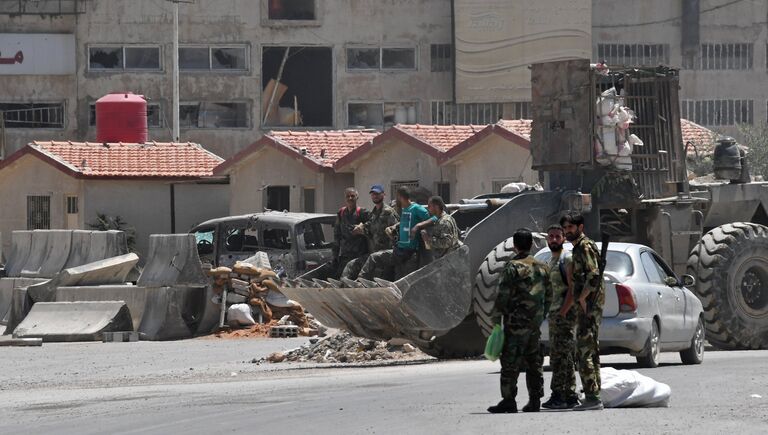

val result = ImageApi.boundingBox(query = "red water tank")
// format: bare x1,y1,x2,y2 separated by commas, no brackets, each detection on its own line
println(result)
95,92,148,143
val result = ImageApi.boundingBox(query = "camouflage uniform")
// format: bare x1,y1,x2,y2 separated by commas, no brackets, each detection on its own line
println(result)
491,253,552,402
357,204,398,281
429,213,460,259
571,233,605,400
547,252,578,401
333,206,370,279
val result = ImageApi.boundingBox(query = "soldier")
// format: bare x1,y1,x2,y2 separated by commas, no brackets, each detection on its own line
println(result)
541,224,580,410
411,196,460,260
488,229,552,414
333,187,370,279
559,212,605,411
357,184,399,280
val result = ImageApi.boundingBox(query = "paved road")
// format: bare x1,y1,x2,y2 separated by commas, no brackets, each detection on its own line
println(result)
1,339,767,434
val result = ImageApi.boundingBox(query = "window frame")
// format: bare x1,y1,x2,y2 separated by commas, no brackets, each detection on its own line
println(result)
347,101,418,128
26,195,51,230
430,43,453,72
87,44,163,72
88,101,163,128
262,0,321,27
179,44,250,73
0,101,66,129
178,101,251,129
346,46,418,72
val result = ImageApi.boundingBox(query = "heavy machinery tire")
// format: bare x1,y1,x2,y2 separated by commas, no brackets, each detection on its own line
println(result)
473,234,547,337
415,315,486,359
687,222,768,350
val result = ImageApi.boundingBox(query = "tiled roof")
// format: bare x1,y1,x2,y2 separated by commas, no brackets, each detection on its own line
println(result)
268,130,377,167
681,119,719,155
497,119,533,140
19,141,223,178
395,124,486,152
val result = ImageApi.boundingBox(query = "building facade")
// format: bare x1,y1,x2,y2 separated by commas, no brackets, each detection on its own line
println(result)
1,0,765,159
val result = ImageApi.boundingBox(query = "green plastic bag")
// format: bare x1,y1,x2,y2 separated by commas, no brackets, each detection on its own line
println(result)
484,323,505,361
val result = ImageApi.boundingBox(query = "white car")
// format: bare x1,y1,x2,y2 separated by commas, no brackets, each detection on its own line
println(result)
535,242,705,367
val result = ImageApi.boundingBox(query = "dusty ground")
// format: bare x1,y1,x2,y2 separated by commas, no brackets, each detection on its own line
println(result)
1,339,766,434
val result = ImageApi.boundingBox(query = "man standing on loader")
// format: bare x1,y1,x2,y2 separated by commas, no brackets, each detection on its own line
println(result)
559,212,606,411
488,229,552,414
410,195,460,260
333,187,370,279
356,184,399,280
541,224,579,410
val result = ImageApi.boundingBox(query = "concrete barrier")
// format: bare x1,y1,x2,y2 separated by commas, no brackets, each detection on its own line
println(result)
27,253,139,303
137,234,207,287
137,286,207,340
4,231,32,278
3,287,32,334
56,285,149,331
0,278,46,326
20,230,73,278
13,301,133,342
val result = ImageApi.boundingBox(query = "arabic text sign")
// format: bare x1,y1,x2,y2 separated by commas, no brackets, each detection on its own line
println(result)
0,33,76,75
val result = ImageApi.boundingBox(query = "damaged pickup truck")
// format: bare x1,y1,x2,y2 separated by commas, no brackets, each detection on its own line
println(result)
190,211,335,278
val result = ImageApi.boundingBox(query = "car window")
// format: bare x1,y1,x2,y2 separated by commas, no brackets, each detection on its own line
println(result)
224,228,260,252
534,250,634,277
640,251,666,285
193,227,215,255
263,227,292,249
299,221,334,250
651,253,678,281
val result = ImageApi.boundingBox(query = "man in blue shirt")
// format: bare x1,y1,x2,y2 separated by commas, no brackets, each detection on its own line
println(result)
393,186,430,277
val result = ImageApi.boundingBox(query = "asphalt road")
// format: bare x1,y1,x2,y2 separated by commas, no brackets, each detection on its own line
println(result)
1,339,767,434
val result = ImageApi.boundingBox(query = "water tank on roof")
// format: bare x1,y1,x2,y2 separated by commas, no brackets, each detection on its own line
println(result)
95,92,148,143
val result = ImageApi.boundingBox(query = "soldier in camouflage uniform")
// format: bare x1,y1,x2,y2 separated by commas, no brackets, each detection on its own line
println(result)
333,188,370,279
357,184,399,281
411,196,460,260
560,212,605,411
541,224,580,410
488,229,553,414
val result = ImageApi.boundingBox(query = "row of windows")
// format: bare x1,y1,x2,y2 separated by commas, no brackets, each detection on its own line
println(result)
87,44,453,73
596,43,765,70
681,99,754,126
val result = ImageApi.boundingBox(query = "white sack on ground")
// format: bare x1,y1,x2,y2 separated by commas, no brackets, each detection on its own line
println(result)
600,367,671,408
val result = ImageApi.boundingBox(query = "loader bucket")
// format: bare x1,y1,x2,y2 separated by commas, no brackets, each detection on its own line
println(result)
280,245,472,342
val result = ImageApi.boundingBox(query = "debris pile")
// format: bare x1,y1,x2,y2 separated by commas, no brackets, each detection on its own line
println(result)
266,332,430,364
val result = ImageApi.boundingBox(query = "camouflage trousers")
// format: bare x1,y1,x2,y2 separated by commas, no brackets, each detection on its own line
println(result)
548,308,578,400
339,255,367,280
359,250,395,281
576,307,603,399
500,327,544,401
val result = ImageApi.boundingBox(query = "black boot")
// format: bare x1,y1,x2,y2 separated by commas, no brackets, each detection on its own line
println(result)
541,393,562,409
487,399,517,414
522,399,540,412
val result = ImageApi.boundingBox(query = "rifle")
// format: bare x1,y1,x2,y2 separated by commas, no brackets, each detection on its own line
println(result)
579,233,611,330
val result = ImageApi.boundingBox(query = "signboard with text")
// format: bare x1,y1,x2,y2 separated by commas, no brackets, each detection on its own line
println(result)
0,33,76,75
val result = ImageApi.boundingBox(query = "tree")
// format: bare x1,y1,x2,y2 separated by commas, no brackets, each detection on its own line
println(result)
88,213,136,251
739,123,768,180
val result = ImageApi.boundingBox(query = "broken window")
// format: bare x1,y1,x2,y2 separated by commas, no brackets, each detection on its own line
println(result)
89,102,162,128
27,195,51,230
266,185,290,211
1,103,65,128
382,48,416,70
347,48,380,70
179,102,249,128
262,46,333,127
89,46,161,71
348,102,417,128
268,0,315,20
430,44,452,72
89,46,123,69
180,46,248,71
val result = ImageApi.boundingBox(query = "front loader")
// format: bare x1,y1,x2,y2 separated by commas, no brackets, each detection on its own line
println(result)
282,59,768,357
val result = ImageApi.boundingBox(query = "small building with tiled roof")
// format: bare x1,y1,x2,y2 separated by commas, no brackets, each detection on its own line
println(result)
0,141,228,257
681,119,720,157
215,130,376,215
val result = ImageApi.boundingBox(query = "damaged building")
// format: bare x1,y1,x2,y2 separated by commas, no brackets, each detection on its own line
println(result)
0,0,766,160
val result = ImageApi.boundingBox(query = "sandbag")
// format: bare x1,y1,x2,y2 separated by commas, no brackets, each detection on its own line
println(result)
227,304,256,327
601,367,671,408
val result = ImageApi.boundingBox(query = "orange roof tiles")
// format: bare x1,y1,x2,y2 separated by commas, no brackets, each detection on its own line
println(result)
268,130,377,167
25,141,223,178
681,119,719,155
395,124,486,152
497,119,532,140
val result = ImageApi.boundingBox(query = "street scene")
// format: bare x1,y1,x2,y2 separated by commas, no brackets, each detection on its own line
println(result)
2,0,768,433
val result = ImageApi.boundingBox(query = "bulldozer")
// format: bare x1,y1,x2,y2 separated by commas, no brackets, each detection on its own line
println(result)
281,59,768,357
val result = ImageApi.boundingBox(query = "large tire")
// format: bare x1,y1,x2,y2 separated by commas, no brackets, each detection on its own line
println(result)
473,234,547,337
687,222,768,350
415,315,486,359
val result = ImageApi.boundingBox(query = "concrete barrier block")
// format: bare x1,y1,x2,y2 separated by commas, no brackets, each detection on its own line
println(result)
137,285,207,341
137,234,207,288
56,285,149,331
20,230,74,279
13,301,133,342
1,278,46,326
3,287,32,334
4,231,32,278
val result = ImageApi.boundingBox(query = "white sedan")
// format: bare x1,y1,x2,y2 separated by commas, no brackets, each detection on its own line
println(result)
535,242,705,367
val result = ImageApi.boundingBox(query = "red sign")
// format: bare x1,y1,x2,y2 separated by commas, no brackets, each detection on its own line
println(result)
0,51,24,65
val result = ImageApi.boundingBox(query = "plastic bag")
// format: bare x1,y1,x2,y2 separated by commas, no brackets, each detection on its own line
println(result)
227,303,257,326
484,323,505,361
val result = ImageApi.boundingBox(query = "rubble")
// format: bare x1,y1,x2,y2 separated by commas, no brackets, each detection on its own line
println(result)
265,331,433,364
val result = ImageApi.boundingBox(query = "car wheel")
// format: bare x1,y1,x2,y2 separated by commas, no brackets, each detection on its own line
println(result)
680,317,705,365
636,319,660,368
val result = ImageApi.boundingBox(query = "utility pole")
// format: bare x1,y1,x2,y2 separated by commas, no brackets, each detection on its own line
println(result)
172,0,180,141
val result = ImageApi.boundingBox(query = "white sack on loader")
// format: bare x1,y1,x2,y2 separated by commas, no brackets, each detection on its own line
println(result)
600,367,671,408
